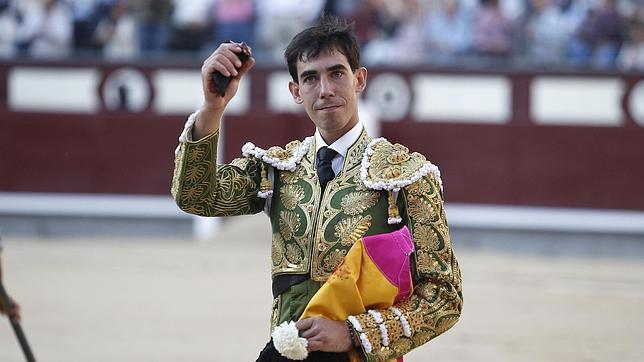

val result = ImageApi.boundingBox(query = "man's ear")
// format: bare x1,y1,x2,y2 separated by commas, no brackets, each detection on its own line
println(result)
289,81,303,104
355,67,368,93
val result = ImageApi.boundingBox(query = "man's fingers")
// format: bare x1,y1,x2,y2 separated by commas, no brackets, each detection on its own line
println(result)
202,46,244,77
306,339,323,352
295,317,313,331
237,57,255,77
211,55,238,77
299,325,319,339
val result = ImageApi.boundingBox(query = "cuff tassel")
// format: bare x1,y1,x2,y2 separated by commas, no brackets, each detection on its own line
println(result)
258,162,273,199
387,191,402,224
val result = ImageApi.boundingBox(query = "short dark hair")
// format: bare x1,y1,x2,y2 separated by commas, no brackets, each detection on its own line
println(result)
284,16,361,83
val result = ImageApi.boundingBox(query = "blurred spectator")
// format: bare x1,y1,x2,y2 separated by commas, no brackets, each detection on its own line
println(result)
0,0,640,71
93,0,138,59
569,0,624,69
68,0,103,54
345,0,380,47
132,0,172,54
0,0,18,58
525,0,562,65
472,0,515,59
15,0,73,58
461,0,525,20
525,0,587,66
383,0,427,64
208,0,255,48
360,0,417,64
425,0,473,64
617,6,644,71
255,0,324,63
168,0,214,53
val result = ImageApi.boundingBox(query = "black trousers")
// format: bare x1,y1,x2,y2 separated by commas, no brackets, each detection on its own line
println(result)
256,339,350,362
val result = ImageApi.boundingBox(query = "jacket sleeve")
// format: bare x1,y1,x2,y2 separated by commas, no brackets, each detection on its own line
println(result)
171,130,266,217
347,173,463,361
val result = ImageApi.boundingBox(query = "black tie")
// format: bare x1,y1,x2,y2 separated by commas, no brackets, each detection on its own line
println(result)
317,146,338,190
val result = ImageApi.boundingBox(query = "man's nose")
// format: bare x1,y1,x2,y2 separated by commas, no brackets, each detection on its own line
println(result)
319,76,335,98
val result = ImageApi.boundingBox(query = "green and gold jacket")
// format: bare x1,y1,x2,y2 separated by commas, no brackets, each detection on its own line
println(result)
172,120,463,361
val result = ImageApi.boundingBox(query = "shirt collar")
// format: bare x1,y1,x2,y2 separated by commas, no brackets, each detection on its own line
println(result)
314,121,364,158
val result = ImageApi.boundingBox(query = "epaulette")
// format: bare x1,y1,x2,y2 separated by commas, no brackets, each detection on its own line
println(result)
241,137,313,198
360,137,442,224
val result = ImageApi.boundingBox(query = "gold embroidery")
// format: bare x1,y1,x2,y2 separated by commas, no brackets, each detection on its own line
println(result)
229,157,249,170
285,139,302,152
364,328,383,351
386,318,404,341
280,168,303,184
173,132,266,217
279,210,301,240
411,331,434,346
406,196,436,224
266,146,289,160
340,191,380,215
344,131,370,171
285,244,303,264
406,178,432,197
271,233,285,267
391,338,412,355
412,224,441,251
322,249,347,273
270,296,280,330
184,163,207,185
280,184,305,210
365,141,427,185
333,215,372,246
436,315,459,334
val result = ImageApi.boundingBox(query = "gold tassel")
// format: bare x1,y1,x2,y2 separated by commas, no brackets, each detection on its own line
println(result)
260,162,271,195
387,191,402,224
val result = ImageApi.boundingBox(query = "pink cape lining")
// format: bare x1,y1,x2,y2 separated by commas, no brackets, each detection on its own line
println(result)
362,226,414,303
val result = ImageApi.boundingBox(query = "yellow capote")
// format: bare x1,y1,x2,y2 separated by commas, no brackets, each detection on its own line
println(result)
300,229,412,362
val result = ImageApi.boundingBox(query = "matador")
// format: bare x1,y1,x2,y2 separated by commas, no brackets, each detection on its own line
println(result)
171,16,462,362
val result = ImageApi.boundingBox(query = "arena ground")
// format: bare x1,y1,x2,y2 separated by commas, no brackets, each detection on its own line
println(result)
1,214,643,362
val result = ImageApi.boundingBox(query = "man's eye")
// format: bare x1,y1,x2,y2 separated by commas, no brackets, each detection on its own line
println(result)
332,71,343,78
303,76,316,84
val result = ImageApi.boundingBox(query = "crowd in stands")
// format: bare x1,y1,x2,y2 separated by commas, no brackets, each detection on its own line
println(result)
0,0,642,71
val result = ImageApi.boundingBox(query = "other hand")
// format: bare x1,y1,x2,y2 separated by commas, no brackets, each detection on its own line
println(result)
0,295,21,322
296,316,352,353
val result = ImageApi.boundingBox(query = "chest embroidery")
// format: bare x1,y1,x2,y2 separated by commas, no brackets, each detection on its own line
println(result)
280,184,305,211
334,215,373,246
340,191,380,215
279,210,301,240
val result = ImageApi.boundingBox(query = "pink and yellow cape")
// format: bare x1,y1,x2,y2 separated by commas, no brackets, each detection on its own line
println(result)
301,226,414,362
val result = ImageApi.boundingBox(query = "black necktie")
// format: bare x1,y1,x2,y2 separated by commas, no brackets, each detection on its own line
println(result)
317,146,338,190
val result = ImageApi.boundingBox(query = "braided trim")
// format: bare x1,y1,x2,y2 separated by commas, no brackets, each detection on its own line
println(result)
368,310,384,324
360,137,443,192
389,307,412,337
242,137,313,171
378,323,390,347
359,333,372,353
347,315,364,333
368,309,390,347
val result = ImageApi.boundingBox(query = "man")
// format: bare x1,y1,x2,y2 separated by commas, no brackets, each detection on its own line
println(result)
172,16,462,361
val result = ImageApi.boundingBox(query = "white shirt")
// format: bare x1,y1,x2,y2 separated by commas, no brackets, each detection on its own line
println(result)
265,121,363,214
314,121,364,175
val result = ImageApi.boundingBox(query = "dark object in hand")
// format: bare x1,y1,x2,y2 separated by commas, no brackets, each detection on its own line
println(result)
212,41,251,96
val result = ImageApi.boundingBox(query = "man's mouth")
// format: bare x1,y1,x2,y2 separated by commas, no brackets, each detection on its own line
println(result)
316,104,341,111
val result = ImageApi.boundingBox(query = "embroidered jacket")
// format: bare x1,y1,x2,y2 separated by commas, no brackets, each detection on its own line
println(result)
171,116,463,361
